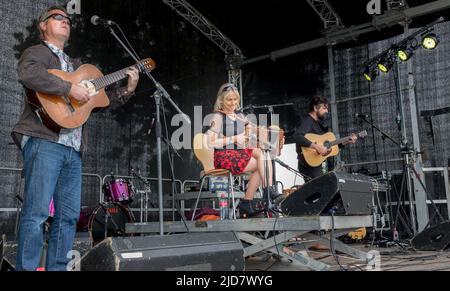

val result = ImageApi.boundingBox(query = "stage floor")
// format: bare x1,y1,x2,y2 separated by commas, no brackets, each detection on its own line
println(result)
246,244,450,271
3,236,450,271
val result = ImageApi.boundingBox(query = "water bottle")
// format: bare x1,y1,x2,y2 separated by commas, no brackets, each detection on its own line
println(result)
219,192,229,220
321,161,328,174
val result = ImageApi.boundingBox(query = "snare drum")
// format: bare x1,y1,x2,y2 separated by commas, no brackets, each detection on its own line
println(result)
103,179,135,203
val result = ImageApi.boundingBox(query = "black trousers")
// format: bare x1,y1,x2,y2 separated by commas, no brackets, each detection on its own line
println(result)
298,162,323,181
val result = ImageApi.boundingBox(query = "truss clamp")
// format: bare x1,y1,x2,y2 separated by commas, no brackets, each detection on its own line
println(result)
373,9,411,30
226,54,244,70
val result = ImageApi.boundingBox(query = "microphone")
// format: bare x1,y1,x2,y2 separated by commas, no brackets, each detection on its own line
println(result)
355,113,370,119
274,158,290,169
90,15,116,26
147,118,156,135
241,105,255,112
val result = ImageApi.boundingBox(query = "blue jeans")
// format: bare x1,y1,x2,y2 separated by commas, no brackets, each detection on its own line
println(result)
16,138,82,271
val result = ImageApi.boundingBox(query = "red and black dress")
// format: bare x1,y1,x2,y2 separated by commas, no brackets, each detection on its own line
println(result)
210,112,253,175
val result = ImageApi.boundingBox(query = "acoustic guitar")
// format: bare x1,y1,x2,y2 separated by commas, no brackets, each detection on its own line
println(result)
301,131,367,167
26,58,156,132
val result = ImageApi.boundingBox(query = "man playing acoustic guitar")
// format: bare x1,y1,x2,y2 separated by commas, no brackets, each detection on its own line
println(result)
294,96,358,180
11,6,140,271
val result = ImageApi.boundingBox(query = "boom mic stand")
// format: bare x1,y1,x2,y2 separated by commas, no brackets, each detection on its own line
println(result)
246,103,294,186
101,23,191,236
357,114,412,238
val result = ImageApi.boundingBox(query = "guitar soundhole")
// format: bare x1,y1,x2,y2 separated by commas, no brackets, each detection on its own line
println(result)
304,192,322,205
323,141,331,149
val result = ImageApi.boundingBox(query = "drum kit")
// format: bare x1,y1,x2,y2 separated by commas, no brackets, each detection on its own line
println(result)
81,177,136,246
47,175,144,246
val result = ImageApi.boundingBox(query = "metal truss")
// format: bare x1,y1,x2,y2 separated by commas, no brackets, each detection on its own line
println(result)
243,0,450,65
386,0,408,10
305,0,343,29
162,0,244,93
161,0,243,58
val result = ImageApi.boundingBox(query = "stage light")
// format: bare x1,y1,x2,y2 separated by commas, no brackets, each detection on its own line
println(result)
422,33,440,50
363,66,378,82
377,55,394,73
396,46,414,62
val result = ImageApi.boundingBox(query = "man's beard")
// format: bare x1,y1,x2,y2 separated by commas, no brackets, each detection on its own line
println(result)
318,113,328,121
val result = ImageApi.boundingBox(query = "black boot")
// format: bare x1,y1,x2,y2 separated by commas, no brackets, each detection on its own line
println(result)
238,199,256,218
263,185,283,202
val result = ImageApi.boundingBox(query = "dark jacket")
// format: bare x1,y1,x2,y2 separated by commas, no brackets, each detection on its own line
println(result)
12,43,132,154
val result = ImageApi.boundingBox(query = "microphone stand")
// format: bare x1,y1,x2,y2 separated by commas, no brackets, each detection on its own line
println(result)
131,169,151,223
357,115,414,238
274,158,307,180
104,24,191,236
247,103,294,186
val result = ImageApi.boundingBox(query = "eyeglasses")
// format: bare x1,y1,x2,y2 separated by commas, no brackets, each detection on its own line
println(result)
222,84,238,93
43,13,72,26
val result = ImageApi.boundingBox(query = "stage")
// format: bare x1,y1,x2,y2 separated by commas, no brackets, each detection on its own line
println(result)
3,233,450,271
2,0,450,273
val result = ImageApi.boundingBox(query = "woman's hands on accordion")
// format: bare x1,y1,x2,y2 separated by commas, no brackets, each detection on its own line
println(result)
235,132,248,149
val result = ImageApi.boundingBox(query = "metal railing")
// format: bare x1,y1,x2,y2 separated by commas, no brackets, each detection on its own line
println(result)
423,167,450,219
0,167,103,212
3,167,448,222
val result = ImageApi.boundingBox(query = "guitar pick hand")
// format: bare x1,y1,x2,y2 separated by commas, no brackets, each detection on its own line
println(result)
70,84,91,103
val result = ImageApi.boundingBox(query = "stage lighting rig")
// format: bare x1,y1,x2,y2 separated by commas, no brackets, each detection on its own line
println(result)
362,17,444,81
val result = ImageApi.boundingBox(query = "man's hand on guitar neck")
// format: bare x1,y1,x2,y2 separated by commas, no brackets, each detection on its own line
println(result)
125,67,139,94
70,84,91,103
311,142,331,156
349,133,358,144
343,133,358,146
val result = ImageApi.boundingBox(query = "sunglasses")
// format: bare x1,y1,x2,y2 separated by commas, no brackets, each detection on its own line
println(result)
222,84,238,93
43,13,72,26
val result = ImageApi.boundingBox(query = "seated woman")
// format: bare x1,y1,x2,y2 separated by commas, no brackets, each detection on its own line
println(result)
206,83,277,217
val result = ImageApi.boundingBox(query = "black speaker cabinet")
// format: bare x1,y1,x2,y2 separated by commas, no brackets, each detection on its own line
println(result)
80,232,245,271
281,172,373,216
412,221,450,251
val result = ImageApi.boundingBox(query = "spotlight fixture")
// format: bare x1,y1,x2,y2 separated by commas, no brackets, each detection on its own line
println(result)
377,54,394,73
422,33,440,50
396,46,415,62
362,17,443,82
362,61,379,81
363,67,378,82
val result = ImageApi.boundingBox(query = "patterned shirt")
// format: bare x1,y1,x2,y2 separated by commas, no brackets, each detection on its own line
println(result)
44,41,82,152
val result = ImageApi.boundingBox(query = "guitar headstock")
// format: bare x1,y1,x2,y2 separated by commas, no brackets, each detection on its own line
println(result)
138,58,156,72
358,130,368,138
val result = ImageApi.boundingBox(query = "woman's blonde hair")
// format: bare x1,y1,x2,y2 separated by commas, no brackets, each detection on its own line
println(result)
214,83,241,112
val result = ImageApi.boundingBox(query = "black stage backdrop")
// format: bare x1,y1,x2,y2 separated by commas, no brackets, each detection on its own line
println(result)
1,1,449,234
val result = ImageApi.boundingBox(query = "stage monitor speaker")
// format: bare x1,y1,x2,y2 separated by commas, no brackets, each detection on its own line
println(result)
281,172,373,216
411,221,450,251
80,232,245,271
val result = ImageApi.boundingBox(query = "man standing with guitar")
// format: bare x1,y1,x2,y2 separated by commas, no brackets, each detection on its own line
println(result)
294,96,358,180
11,6,140,271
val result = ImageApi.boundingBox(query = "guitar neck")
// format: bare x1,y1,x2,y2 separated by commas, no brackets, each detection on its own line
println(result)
330,136,352,147
329,131,366,147
92,64,140,90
